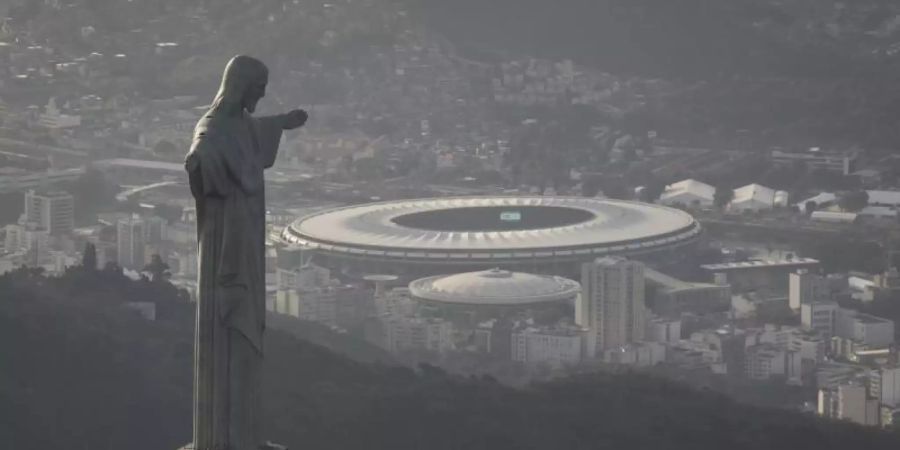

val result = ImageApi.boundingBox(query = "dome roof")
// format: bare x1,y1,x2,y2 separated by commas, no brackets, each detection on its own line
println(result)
408,268,581,306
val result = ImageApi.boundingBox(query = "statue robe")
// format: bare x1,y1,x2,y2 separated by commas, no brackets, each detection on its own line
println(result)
185,110,283,450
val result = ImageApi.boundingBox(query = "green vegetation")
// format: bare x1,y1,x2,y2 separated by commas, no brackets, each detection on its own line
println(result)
2,266,900,449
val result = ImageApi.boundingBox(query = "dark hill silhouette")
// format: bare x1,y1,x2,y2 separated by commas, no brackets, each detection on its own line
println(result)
2,266,899,449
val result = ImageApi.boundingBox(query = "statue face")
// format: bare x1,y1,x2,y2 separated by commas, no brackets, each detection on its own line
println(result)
244,79,267,113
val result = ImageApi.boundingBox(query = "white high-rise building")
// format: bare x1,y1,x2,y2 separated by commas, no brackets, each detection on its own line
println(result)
24,190,74,236
579,257,646,358
117,215,145,270
789,269,828,311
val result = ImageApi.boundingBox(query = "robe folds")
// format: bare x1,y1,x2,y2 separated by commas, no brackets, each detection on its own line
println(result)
185,111,283,450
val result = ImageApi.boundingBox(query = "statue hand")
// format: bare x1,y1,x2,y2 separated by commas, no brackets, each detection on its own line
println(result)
283,109,308,130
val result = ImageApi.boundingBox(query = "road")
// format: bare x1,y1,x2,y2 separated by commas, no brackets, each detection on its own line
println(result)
0,136,88,158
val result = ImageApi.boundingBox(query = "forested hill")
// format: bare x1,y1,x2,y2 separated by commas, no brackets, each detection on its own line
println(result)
407,0,896,78
2,266,900,450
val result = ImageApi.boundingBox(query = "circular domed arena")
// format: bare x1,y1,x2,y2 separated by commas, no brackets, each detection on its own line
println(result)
281,196,701,278
408,268,581,324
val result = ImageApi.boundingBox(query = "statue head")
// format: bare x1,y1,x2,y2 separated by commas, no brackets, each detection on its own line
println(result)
210,55,269,115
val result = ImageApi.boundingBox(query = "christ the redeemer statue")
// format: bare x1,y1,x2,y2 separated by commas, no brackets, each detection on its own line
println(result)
184,55,307,450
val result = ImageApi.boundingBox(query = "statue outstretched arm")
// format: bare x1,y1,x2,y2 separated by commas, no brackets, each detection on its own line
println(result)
254,110,307,168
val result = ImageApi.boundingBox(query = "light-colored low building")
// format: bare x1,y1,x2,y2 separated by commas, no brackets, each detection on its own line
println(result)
835,309,895,347
272,288,338,327
383,316,454,354
603,341,666,367
818,384,880,426
646,317,682,343
659,179,715,208
511,325,584,367
645,267,731,315
728,183,788,212
810,211,858,223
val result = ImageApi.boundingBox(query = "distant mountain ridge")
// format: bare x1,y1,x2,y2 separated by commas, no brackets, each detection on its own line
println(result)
407,0,900,77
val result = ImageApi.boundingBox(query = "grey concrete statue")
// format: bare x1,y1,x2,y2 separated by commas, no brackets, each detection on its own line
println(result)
184,55,307,450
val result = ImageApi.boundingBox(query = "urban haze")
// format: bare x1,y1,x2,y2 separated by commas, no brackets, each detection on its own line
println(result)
3,1,900,449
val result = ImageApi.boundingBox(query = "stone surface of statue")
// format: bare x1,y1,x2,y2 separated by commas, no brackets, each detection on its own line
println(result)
184,55,307,450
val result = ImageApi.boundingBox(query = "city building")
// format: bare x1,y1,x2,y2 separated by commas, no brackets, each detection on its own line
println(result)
2,222,49,267
645,267,731,315
375,287,418,318
870,367,900,409
728,184,789,212
789,269,829,311
659,179,715,208
603,342,667,367
810,211,858,223
168,249,197,278
272,288,338,327
24,189,74,236
116,215,145,270
801,301,839,336
835,309,895,348
510,326,584,367
731,292,790,320
745,344,791,381
579,257,646,358
143,216,168,244
37,97,81,129
701,257,820,292
383,316,454,354
646,317,682,344
770,148,858,176
277,264,332,291
818,384,880,426
790,330,828,364
474,319,515,360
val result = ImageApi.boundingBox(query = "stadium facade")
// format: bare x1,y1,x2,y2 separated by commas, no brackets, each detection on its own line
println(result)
281,196,702,278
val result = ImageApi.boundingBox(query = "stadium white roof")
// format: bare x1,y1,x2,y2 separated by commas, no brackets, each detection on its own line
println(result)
732,184,775,205
409,268,581,306
731,184,788,208
283,197,700,257
660,179,715,204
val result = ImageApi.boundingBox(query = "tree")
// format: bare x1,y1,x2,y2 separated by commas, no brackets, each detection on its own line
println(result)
839,190,869,212
82,242,98,271
600,178,629,200
714,187,734,209
640,180,666,203
143,254,171,283
581,175,602,197
804,201,818,215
